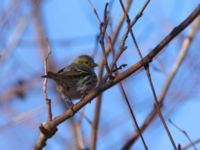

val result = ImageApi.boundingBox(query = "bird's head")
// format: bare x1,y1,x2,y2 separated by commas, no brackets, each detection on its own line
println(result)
74,55,98,68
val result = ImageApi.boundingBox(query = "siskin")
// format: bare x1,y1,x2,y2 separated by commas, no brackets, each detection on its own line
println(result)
42,55,98,101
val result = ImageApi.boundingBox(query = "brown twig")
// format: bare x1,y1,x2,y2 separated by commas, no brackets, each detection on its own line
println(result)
80,111,93,125
99,3,112,75
119,82,148,150
182,139,200,150
91,57,104,150
43,50,52,122
86,0,101,22
88,2,109,150
169,119,197,150
33,4,200,150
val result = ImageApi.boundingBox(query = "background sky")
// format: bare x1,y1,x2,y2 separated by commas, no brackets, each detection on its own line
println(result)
0,0,200,150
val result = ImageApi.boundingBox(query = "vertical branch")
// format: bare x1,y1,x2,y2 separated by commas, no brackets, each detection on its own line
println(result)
118,82,148,150
91,4,109,150
43,50,52,122
182,139,200,150
99,3,111,75
91,86,103,150
169,119,197,150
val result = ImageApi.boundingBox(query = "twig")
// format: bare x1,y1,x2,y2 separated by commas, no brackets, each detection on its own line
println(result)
33,5,200,150
43,49,52,122
86,0,101,22
80,111,93,125
182,139,200,150
70,118,85,149
112,64,127,73
88,2,110,150
99,3,112,75
119,82,148,150
91,94,102,150
91,53,104,150
168,119,197,150
122,7,200,150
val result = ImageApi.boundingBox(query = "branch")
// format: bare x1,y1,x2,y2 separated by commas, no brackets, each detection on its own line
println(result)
43,49,52,122
182,139,200,150
169,119,197,150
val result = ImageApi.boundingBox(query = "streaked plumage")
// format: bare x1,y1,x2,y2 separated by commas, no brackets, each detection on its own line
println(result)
42,55,98,100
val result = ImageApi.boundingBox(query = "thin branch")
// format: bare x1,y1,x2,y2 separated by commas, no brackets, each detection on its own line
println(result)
119,82,148,150
88,2,109,150
182,139,200,150
33,5,200,150
80,111,93,125
32,0,56,71
86,0,101,22
70,118,85,149
91,94,102,150
99,3,112,75
43,49,52,122
90,62,104,150
168,119,197,150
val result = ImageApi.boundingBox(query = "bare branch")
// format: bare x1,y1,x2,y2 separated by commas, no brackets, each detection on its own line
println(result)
169,119,197,150
43,48,52,122
182,139,200,150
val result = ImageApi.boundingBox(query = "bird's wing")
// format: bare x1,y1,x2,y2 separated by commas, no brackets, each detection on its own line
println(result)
57,64,91,77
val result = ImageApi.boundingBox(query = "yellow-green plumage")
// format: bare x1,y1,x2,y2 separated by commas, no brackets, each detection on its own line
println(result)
42,55,98,100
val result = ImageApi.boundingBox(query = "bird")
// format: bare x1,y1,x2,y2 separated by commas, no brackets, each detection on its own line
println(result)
41,55,98,101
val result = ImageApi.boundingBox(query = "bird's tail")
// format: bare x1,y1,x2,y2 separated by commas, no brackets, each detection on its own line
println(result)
41,72,57,79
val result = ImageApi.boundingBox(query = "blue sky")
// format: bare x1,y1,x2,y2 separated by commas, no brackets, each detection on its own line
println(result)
0,0,200,150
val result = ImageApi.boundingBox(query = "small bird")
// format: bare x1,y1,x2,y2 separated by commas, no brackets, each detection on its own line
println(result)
42,55,98,101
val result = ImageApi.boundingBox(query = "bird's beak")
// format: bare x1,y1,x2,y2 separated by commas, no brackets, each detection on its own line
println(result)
93,63,98,67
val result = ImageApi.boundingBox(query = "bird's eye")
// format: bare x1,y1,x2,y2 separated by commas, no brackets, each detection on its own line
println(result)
85,61,89,64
